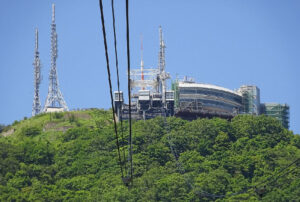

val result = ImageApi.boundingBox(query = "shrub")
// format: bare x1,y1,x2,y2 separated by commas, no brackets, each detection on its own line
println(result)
53,112,64,119
0,124,5,133
69,114,76,123
21,126,42,137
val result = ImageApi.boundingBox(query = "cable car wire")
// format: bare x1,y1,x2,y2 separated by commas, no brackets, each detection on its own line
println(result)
98,0,124,178
126,0,133,185
110,0,127,173
100,0,299,192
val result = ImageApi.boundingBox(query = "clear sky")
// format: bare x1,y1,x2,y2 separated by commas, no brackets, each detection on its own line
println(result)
0,0,299,134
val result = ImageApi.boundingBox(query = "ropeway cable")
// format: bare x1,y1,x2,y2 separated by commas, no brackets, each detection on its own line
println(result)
126,0,134,185
98,0,124,178
110,0,127,174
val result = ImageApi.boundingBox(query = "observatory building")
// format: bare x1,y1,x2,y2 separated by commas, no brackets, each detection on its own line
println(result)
114,27,290,129
172,79,289,128
172,78,242,120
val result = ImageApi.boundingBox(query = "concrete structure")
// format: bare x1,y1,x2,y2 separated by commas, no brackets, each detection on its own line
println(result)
44,107,65,113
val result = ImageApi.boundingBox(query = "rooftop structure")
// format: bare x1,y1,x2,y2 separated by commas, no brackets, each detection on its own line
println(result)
115,27,174,121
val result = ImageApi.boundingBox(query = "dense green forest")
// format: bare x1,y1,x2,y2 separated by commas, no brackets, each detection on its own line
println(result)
0,109,299,201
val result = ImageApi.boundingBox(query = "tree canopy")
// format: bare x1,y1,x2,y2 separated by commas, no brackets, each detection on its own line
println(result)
0,109,299,201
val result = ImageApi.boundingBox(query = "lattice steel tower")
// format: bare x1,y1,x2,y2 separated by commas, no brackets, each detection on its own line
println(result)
32,28,42,116
44,4,68,112
158,26,170,105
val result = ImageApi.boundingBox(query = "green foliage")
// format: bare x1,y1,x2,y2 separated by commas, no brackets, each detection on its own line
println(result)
21,126,42,137
53,112,63,119
12,120,19,126
0,111,299,201
0,124,5,133
68,114,76,123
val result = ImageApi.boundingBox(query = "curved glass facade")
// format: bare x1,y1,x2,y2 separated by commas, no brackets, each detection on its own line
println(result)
177,83,242,115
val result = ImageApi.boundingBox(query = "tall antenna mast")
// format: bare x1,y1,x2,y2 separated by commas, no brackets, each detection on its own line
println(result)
32,28,42,116
158,26,165,73
158,26,168,106
44,3,68,112
140,35,144,89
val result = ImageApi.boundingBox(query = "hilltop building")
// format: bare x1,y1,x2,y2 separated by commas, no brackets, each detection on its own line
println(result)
172,79,242,120
114,27,290,129
114,26,174,121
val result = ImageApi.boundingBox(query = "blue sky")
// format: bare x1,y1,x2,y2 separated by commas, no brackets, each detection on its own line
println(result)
0,0,299,134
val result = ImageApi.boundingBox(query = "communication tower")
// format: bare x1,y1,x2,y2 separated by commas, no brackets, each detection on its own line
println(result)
158,26,170,105
44,4,68,112
32,28,42,116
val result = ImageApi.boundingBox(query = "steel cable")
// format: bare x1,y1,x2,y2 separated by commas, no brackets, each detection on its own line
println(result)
110,0,127,174
126,0,133,185
98,0,124,178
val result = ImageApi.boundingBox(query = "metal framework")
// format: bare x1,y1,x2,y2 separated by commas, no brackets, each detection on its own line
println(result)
44,4,68,112
130,68,159,91
261,103,290,129
129,34,160,92
158,26,170,105
238,85,260,115
129,27,170,98
115,26,174,121
32,28,42,116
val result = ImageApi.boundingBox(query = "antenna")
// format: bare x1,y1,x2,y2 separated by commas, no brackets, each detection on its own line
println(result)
52,3,55,22
35,29,38,50
140,34,144,88
158,26,169,106
44,4,68,112
32,28,42,116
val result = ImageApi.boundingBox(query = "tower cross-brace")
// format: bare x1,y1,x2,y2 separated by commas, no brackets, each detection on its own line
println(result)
44,4,68,112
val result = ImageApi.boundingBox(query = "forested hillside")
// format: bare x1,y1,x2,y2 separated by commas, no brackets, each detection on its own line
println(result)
0,109,299,201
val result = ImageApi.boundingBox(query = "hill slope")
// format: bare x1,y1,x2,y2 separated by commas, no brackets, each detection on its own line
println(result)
0,109,300,201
